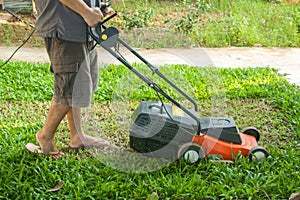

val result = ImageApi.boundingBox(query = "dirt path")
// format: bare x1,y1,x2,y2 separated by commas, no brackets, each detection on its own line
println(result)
0,46,299,85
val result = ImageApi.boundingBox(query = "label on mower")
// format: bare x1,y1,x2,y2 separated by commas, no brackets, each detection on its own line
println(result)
172,106,185,117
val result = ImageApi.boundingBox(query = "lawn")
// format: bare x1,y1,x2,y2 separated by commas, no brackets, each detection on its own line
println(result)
0,0,299,199
0,61,299,199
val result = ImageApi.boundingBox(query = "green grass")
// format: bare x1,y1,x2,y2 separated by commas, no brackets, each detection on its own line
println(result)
111,0,300,47
0,60,299,199
1,0,299,48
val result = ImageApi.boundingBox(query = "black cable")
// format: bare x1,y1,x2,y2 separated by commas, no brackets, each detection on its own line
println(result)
155,89,175,122
0,8,36,68
4,8,35,29
0,28,36,68
154,89,197,135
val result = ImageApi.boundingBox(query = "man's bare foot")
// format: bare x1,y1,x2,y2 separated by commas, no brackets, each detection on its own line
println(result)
36,131,64,159
70,134,109,149
26,143,64,159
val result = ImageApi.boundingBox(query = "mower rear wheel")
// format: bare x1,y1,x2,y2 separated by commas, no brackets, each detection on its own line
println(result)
178,142,205,164
242,127,260,142
248,146,269,162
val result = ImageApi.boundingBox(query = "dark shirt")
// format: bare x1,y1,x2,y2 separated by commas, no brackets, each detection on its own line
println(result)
34,0,95,42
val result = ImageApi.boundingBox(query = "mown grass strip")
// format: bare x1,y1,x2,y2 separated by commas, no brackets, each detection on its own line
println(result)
0,60,299,199
0,60,299,133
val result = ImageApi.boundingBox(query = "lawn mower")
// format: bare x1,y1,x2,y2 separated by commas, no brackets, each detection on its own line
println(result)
90,3,270,163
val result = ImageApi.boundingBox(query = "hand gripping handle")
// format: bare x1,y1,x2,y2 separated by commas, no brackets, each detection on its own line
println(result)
100,0,112,12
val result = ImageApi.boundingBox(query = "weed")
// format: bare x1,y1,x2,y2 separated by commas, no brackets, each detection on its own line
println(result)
173,0,213,34
122,8,154,30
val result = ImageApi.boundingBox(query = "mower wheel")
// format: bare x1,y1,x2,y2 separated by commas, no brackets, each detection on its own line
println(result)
178,142,205,164
248,146,269,162
242,127,260,142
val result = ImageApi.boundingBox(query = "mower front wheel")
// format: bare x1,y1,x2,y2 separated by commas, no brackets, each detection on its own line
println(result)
248,146,269,162
178,142,205,164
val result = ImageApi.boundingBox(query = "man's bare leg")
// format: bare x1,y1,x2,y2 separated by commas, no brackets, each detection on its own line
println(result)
37,101,71,155
67,107,82,147
67,107,109,148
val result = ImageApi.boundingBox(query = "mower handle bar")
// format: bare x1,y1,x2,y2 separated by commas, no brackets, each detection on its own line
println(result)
89,12,201,134
91,12,199,112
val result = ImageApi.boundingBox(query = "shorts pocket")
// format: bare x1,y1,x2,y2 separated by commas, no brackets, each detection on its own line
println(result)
53,63,81,98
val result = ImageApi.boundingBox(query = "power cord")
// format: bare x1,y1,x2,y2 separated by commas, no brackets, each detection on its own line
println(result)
154,89,197,135
0,29,36,68
0,8,36,68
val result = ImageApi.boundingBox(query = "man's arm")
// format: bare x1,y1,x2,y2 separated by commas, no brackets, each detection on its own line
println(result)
59,0,103,27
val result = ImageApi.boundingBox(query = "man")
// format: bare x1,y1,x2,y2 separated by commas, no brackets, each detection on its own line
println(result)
26,0,112,159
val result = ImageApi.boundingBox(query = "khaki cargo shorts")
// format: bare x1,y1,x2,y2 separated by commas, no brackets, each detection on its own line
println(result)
44,37,99,107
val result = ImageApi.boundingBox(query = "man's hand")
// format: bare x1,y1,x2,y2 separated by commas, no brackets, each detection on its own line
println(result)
85,6,114,27
100,2,114,17
83,7,104,27
59,0,105,27
102,6,114,17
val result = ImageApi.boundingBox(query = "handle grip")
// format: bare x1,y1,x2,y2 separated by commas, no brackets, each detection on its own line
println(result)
100,0,112,12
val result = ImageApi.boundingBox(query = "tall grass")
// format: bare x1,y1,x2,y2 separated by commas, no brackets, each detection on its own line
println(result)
112,0,300,47
0,0,298,47
189,0,300,47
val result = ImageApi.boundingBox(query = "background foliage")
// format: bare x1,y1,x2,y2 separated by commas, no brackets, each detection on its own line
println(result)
0,0,299,47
